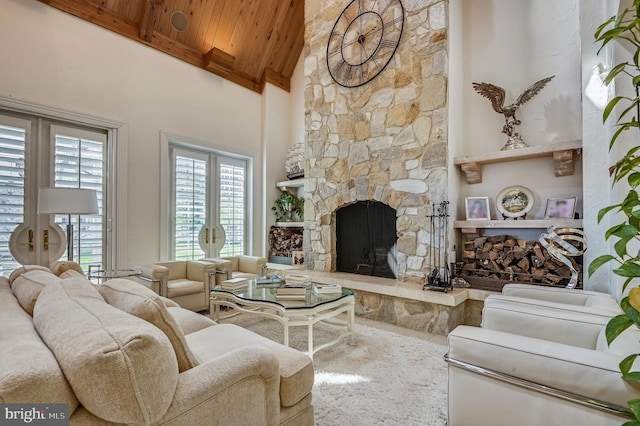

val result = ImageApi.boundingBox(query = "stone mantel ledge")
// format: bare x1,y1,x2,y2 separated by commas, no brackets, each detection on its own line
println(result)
288,269,494,306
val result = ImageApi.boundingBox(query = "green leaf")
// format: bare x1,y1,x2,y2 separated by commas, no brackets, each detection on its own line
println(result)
604,62,631,86
599,204,621,222
620,354,639,375
623,277,636,293
607,314,634,344
622,297,640,326
611,224,639,239
627,172,640,188
629,398,640,420
616,236,634,258
595,15,616,39
614,262,640,277
621,421,640,426
605,96,626,123
623,371,640,384
589,254,617,277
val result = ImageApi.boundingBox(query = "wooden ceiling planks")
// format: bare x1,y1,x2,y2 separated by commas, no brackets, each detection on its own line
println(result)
37,0,304,93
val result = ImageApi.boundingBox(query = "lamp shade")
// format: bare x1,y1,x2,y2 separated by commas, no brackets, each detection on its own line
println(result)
37,188,99,215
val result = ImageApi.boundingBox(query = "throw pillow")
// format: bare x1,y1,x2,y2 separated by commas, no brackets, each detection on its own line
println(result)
10,270,61,316
33,277,178,425
98,279,200,372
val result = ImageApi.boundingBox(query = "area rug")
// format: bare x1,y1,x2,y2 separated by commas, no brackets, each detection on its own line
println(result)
222,315,449,425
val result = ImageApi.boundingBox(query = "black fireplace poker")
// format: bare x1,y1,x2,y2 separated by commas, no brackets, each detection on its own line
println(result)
424,201,452,293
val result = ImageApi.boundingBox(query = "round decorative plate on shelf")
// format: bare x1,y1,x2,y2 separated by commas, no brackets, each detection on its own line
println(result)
496,185,534,219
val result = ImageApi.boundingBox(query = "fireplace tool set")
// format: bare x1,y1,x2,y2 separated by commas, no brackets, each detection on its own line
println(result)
424,201,452,293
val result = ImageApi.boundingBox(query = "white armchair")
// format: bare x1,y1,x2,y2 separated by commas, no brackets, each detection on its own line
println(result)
447,301,639,425
483,283,622,319
202,255,267,285
135,260,219,312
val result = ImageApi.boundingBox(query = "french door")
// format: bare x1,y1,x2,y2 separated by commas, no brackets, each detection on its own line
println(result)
170,145,247,260
0,111,110,275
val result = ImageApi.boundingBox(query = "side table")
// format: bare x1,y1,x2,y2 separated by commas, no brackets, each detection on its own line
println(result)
87,267,142,284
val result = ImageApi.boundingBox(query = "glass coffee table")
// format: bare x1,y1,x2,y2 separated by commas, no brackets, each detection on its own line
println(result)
210,281,355,359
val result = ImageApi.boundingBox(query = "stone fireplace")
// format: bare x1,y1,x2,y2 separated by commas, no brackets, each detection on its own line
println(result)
303,0,449,284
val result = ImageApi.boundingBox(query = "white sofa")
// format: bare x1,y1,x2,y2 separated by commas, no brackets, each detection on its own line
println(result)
1,263,314,425
447,297,639,425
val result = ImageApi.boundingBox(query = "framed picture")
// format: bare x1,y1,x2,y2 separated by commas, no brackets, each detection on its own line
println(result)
465,197,491,220
292,250,305,265
544,197,577,219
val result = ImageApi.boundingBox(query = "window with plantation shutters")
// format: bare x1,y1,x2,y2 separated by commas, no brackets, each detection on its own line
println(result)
0,123,26,276
169,144,248,260
52,126,106,270
0,110,114,277
174,154,207,261
219,159,246,256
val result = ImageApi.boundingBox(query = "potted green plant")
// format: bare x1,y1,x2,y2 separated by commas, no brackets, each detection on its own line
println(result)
272,191,304,222
589,1,640,424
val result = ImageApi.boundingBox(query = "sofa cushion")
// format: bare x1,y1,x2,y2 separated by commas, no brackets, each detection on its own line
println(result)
8,264,51,284
167,306,217,335
187,324,314,407
10,270,61,315
33,277,178,425
0,278,79,412
98,279,200,372
167,279,204,298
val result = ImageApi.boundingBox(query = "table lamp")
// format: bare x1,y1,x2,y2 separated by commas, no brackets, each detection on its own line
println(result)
37,188,99,261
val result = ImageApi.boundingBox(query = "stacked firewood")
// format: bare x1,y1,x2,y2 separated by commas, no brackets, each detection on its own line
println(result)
269,226,303,257
458,234,582,287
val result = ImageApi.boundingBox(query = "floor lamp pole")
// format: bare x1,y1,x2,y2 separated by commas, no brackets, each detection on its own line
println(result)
67,214,73,262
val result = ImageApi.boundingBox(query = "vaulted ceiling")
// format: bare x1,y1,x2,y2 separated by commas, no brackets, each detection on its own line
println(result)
38,0,305,93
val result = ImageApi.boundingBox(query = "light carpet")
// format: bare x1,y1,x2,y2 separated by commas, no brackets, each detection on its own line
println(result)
222,314,449,426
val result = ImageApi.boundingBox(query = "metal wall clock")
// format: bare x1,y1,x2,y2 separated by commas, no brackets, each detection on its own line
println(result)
327,0,405,88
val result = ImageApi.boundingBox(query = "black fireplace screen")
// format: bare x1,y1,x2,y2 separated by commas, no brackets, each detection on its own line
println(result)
335,201,397,278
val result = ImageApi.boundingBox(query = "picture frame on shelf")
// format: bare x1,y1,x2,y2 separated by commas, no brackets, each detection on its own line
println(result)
292,250,305,265
465,197,491,220
544,197,577,219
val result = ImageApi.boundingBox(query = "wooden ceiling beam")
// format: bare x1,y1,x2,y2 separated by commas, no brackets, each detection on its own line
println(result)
204,47,235,76
261,67,290,92
139,0,164,42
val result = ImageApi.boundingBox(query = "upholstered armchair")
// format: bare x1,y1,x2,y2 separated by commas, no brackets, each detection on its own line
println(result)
447,299,639,425
135,260,219,312
202,255,267,285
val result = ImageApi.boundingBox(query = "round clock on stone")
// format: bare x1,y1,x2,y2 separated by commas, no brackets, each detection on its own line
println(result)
327,0,405,88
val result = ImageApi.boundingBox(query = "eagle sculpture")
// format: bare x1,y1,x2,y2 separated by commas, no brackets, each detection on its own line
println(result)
472,76,554,150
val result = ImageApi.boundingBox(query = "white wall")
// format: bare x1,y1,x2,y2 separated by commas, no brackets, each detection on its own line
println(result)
459,0,583,221
0,0,291,265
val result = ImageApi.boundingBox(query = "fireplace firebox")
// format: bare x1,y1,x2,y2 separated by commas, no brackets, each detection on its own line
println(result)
335,201,397,278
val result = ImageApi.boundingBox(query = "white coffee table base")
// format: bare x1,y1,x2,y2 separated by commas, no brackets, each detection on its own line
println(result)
210,292,355,360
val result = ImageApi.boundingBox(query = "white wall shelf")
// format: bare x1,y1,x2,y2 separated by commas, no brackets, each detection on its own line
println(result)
453,140,582,184
276,179,305,192
454,219,583,234
274,221,304,227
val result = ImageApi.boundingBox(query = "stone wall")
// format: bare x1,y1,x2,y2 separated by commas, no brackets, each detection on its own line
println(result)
303,0,449,283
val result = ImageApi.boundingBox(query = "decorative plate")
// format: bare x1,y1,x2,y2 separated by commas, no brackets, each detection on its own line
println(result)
496,185,534,218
